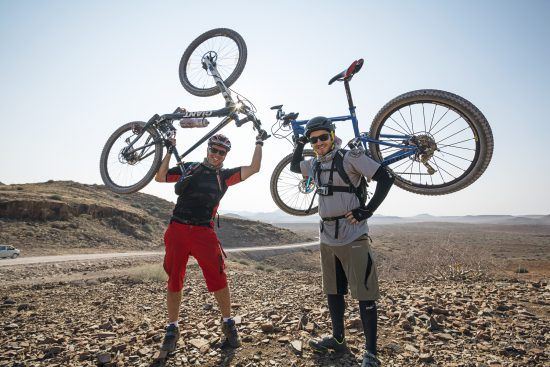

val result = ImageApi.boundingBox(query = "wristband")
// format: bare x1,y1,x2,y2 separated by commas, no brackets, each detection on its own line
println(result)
255,141,264,146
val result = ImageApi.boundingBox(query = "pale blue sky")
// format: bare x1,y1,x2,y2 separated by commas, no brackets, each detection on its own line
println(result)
1,0,549,216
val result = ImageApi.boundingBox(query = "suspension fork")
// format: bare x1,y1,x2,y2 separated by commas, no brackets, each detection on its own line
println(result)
203,58,234,106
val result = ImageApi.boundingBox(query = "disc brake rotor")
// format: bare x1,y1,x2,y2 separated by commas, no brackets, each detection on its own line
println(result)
298,178,315,194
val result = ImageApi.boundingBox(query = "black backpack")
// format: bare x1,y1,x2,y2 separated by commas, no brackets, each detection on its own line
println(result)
312,149,369,206
174,162,203,196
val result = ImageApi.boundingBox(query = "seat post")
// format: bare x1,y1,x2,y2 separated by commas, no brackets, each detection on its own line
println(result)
344,80,355,110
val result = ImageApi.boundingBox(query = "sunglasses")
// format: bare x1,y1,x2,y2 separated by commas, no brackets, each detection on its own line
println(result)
309,133,331,144
208,146,227,156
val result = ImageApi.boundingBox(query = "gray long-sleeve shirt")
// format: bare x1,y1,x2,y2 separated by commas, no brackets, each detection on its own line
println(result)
300,148,380,246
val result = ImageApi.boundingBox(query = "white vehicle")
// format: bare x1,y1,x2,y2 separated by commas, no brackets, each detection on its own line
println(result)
0,245,20,259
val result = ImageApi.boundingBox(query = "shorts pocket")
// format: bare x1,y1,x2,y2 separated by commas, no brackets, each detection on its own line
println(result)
364,253,373,290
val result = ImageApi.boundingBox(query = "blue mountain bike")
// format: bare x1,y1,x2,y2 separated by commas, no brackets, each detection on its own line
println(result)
269,59,494,216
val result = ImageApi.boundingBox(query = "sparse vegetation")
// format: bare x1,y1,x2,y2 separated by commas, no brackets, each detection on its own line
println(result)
126,264,167,282
142,223,154,233
515,266,529,274
379,232,496,281
235,259,249,266
49,194,63,201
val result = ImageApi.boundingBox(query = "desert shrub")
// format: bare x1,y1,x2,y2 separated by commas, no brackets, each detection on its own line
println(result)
142,223,154,233
46,180,54,183
131,203,142,209
379,234,496,282
49,194,63,201
236,259,249,265
127,264,167,282
255,264,265,271
16,186,24,191
515,266,529,274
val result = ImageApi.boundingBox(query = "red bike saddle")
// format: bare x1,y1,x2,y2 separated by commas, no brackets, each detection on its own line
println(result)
328,59,364,85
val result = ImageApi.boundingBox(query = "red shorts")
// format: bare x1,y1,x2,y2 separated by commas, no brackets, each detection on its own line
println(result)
163,222,227,292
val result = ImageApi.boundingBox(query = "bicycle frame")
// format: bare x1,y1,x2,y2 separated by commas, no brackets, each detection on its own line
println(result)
287,80,418,167
123,57,263,174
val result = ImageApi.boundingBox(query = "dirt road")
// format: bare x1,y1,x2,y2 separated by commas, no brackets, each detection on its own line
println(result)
0,241,319,266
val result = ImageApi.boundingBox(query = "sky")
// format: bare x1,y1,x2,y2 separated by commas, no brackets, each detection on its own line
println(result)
1,0,549,217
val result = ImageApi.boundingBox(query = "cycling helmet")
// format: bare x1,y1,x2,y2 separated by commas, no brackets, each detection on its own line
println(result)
208,134,231,151
304,116,335,138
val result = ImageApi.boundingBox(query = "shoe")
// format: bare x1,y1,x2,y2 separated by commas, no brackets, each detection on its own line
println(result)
361,351,381,367
221,318,241,348
308,336,347,353
160,324,180,352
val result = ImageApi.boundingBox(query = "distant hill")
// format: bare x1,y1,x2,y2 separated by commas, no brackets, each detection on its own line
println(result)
0,181,310,256
219,209,550,225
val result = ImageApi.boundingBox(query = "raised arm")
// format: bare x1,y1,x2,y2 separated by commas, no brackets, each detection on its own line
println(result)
155,139,176,182
240,140,263,181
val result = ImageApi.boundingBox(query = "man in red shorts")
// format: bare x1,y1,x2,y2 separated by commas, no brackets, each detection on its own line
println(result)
155,132,264,351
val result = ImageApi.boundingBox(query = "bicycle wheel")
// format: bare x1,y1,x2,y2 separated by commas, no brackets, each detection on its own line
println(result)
179,28,247,97
368,89,493,195
99,121,163,194
270,149,318,216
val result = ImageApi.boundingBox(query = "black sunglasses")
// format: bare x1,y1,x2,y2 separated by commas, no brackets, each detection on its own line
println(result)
309,133,331,144
208,146,227,156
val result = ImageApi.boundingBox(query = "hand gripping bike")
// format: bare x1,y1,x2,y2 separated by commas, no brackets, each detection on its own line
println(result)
100,28,268,194
269,59,494,216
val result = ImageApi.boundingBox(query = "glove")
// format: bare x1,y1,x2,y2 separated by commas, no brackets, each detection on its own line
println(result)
351,207,373,222
296,135,308,145
165,138,175,153
256,129,271,145
256,133,264,146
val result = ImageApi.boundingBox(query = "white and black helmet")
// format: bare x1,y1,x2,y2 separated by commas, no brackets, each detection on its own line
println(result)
208,134,231,151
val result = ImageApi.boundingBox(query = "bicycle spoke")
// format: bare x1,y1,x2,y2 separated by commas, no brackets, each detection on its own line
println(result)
398,110,413,135
409,105,414,133
436,149,473,163
422,103,427,132
432,115,462,137
383,122,410,136
429,108,450,133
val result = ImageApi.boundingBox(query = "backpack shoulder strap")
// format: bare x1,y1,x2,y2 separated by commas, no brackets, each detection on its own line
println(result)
333,149,352,186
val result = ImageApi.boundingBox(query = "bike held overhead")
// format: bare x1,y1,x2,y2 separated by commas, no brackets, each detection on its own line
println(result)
100,28,269,195
269,58,493,216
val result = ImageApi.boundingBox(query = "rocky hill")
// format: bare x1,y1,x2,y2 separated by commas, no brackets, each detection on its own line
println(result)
0,181,311,256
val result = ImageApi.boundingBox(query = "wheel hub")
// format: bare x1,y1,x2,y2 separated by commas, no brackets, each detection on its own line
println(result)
119,148,139,165
201,51,218,70
412,133,438,175
298,178,315,194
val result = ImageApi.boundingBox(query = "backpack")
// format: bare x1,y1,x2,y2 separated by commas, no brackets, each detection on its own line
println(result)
174,162,203,195
312,149,369,206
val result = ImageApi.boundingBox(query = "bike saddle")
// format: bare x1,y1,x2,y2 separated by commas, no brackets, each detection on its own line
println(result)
328,59,364,85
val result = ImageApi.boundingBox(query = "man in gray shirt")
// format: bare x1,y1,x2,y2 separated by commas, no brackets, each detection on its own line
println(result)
290,116,394,367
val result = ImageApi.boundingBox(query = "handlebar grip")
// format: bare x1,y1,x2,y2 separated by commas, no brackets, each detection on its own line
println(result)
235,116,251,127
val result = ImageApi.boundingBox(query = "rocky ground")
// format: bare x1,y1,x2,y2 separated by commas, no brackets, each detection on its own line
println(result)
1,181,549,366
1,248,548,367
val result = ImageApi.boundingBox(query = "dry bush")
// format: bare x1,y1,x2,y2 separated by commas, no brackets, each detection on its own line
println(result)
378,233,498,281
126,264,167,283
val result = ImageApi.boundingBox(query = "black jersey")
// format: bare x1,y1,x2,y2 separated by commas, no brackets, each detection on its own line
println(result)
166,163,242,226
